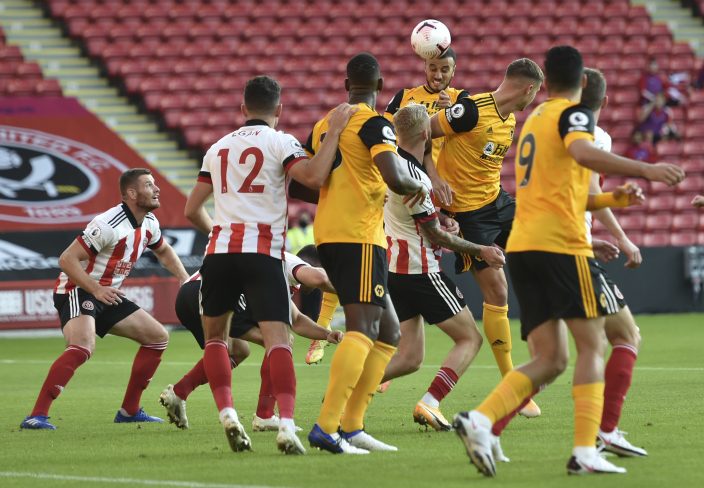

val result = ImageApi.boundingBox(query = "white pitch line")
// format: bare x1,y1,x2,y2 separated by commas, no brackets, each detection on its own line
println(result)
0,359,702,371
0,471,287,488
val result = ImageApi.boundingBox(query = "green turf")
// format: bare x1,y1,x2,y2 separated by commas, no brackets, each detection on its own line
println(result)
1,314,703,488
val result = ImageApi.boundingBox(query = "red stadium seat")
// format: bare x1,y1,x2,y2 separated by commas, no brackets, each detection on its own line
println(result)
645,213,672,230
34,78,63,96
670,232,698,246
683,141,704,157
686,107,704,122
642,233,670,247
615,213,646,232
646,194,675,211
673,213,699,231
656,141,683,158
674,195,696,211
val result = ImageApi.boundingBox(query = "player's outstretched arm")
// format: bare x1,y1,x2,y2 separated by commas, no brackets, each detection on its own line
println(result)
418,217,505,269
568,139,685,186
184,181,213,235
58,240,124,305
290,302,343,343
588,174,642,268
152,241,189,283
288,103,358,189
295,266,336,294
374,152,425,199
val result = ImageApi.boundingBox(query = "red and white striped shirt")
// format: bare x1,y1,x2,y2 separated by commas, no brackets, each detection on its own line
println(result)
54,203,164,294
199,121,307,259
385,148,441,274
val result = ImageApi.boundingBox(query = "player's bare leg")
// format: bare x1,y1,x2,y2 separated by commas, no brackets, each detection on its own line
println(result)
599,306,646,457
382,316,425,382
474,266,540,417
109,309,168,423
202,312,251,452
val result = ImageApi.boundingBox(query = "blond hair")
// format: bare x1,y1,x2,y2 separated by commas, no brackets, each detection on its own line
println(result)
393,103,429,141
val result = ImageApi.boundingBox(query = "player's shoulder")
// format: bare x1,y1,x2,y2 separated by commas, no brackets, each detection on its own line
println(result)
557,102,595,135
470,92,493,105
447,87,470,102
396,148,429,181
93,203,128,227
144,211,161,229
594,125,612,151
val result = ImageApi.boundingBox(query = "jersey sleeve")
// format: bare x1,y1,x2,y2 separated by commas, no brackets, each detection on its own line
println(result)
438,97,480,135
409,192,438,224
302,130,315,157
78,218,114,255
455,89,471,101
383,89,406,121
198,148,214,185
146,216,164,250
284,252,309,286
279,133,308,172
357,116,398,159
558,104,596,148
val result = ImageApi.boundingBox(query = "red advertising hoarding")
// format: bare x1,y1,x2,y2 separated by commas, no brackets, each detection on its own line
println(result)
0,277,181,330
0,97,198,330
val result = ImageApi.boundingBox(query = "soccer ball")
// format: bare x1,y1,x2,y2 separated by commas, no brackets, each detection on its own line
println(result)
410,19,451,60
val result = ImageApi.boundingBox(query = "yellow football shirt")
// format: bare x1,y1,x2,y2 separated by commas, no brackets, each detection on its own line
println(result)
506,98,596,256
436,93,516,213
305,103,397,248
384,85,469,164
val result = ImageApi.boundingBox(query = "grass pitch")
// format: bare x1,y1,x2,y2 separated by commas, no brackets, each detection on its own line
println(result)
1,314,703,488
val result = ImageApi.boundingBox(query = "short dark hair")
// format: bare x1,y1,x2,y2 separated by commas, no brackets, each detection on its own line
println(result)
506,58,544,82
244,76,281,114
581,68,607,112
120,168,151,195
346,52,381,87
544,45,584,92
438,47,456,62
297,244,321,267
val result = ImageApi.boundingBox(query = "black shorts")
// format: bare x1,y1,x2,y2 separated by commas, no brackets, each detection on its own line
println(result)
54,288,140,338
317,243,387,307
507,251,624,340
388,271,466,324
445,188,515,273
200,252,291,324
175,280,260,348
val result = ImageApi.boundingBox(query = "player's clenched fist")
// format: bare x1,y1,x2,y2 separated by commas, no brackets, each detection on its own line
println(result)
613,182,645,207
326,330,344,344
644,162,685,186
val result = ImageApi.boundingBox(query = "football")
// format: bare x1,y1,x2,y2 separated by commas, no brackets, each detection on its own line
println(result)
410,19,452,59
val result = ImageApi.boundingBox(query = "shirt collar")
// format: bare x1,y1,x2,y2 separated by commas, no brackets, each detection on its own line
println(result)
243,119,270,127
121,202,140,228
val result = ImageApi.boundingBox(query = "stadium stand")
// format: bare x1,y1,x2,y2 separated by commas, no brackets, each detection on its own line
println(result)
0,31,62,96
0,0,701,244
